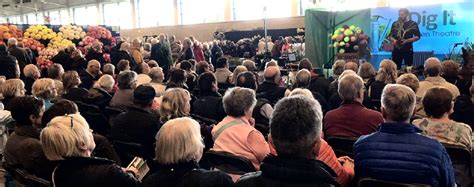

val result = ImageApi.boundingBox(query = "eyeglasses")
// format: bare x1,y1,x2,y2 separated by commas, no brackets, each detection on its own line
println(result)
67,115,93,133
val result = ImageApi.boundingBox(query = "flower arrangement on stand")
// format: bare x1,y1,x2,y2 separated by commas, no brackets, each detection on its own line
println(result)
0,24,23,41
329,25,369,54
78,36,100,55
58,25,87,44
86,26,115,46
24,25,57,46
48,35,74,50
37,47,58,69
20,38,45,52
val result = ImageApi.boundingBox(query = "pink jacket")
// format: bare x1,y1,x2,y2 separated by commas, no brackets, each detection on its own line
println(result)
211,116,270,170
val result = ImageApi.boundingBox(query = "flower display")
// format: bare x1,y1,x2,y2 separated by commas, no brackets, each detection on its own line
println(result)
0,24,23,40
37,47,58,69
24,25,57,41
330,25,369,54
58,25,87,40
48,35,75,50
86,26,112,40
20,38,45,51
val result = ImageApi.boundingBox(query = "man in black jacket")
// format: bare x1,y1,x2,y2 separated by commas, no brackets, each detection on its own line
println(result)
79,60,101,90
151,34,173,76
110,85,161,160
236,96,337,186
257,66,289,104
0,44,20,79
7,38,31,78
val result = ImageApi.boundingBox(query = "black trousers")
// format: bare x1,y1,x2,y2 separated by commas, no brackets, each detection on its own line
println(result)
392,47,414,69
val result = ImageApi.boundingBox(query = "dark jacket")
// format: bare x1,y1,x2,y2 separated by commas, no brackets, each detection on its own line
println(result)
179,48,195,62
142,161,233,187
79,70,98,90
63,87,90,103
4,126,56,179
150,43,173,72
85,50,106,67
236,156,338,187
453,95,474,128
354,122,455,187
88,87,113,109
210,45,223,67
52,50,72,71
324,102,383,138
257,81,287,105
8,46,30,77
368,80,388,110
0,51,18,79
191,91,226,122
113,51,137,68
52,157,139,187
110,106,161,157
24,77,36,95
71,56,88,72
308,74,330,100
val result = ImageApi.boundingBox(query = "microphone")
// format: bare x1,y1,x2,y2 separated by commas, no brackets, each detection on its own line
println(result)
454,43,463,46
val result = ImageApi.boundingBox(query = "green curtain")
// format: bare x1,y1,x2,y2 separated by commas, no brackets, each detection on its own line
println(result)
305,9,372,69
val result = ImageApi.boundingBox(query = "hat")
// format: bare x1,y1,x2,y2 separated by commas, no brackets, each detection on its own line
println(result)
133,85,156,104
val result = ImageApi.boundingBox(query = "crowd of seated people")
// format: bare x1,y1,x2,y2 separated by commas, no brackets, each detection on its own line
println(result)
0,33,473,187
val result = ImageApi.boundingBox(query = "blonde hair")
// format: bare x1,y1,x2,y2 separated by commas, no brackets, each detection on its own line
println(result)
1,79,25,98
396,73,420,92
375,59,398,84
231,65,248,84
40,114,95,161
155,117,204,164
159,88,191,123
103,63,115,76
289,88,313,99
95,74,115,90
32,78,56,99
120,42,131,52
23,64,40,78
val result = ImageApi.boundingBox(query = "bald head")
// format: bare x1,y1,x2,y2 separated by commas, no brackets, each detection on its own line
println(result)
264,66,281,83
344,62,359,72
424,57,442,77
87,60,101,76
295,69,311,88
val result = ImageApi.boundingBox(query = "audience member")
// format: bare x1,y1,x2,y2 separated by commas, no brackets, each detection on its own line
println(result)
89,74,115,109
179,60,198,90
417,57,460,98
7,38,31,78
52,45,74,71
354,84,455,186
453,84,474,127
165,69,187,90
151,34,173,74
0,79,26,109
396,73,424,119
292,69,331,114
211,87,270,170
257,66,289,104
142,43,151,61
111,85,160,158
368,59,397,110
178,38,195,62
195,61,210,75
4,96,54,179
0,43,20,79
343,61,359,73
147,60,159,68
23,64,41,95
103,63,116,77
142,117,233,187
329,61,357,101
324,74,383,137
40,114,140,187
413,87,472,149
32,78,57,110
214,57,232,84
328,59,345,83
117,59,131,73
110,70,137,109
70,49,88,71
228,65,247,85
159,88,191,123
85,42,106,67
79,60,101,90
441,60,461,85
299,58,330,99
62,71,90,102
193,40,205,62
191,72,226,122
236,96,338,186
210,40,223,67
114,42,137,68
148,67,166,96
48,63,65,95
130,38,143,65
358,62,376,87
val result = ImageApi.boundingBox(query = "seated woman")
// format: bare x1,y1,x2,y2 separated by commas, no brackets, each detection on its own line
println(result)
165,69,188,90
41,99,121,164
40,113,139,187
191,72,226,122
368,59,397,110
32,78,57,110
211,87,270,171
62,71,90,103
413,87,472,150
89,74,115,109
0,79,26,110
142,117,233,187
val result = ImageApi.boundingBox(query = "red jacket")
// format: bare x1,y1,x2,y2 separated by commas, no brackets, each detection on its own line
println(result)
324,102,383,138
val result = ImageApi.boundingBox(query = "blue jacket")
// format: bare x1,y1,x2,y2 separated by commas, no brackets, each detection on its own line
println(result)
354,122,455,187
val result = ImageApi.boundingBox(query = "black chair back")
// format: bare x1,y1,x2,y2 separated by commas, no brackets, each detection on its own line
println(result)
3,164,50,187
443,144,471,167
104,106,126,121
76,102,110,135
358,178,431,187
206,150,256,175
112,140,148,166
326,136,358,157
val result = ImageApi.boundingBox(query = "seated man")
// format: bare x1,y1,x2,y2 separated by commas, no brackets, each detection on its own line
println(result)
110,85,161,157
417,57,460,99
79,60,101,90
236,96,338,186
4,96,55,179
354,84,455,186
256,66,289,104
324,74,383,137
